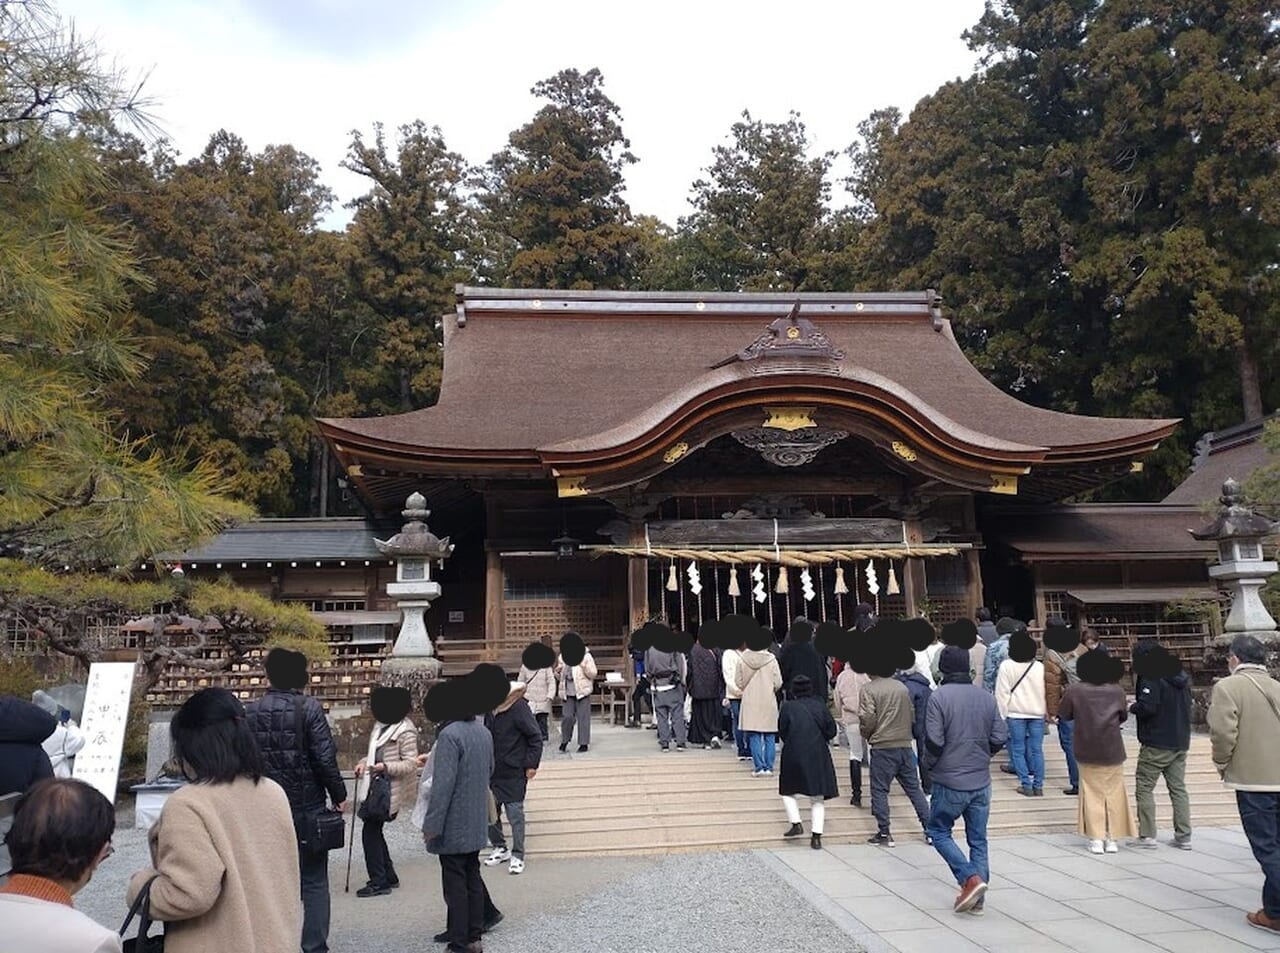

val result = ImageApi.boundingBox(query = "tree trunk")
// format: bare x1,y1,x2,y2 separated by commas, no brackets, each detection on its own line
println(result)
1238,341,1265,423
318,445,329,517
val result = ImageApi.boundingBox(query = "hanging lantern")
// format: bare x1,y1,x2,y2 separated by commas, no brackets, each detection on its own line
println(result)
728,566,741,598
833,564,849,595
865,560,880,596
686,561,702,595
666,562,679,591
775,565,789,594
887,563,900,596
800,568,815,603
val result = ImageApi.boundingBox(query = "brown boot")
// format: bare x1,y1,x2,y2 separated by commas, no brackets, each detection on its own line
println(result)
1248,910,1280,934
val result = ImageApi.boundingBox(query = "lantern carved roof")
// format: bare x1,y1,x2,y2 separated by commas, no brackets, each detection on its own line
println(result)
1190,479,1279,541
373,492,454,559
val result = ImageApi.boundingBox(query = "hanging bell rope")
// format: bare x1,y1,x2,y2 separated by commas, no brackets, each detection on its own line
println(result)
677,559,686,632
816,566,826,620
775,565,789,594
728,565,741,598
666,561,679,592
887,562,900,596
713,564,722,620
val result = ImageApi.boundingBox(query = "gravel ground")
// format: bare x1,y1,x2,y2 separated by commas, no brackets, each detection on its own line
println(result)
76,820,857,953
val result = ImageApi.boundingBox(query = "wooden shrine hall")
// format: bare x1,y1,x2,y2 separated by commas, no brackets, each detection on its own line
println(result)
317,288,1179,675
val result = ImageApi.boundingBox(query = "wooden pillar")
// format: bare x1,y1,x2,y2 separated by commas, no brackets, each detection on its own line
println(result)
903,516,927,617
965,549,984,619
626,522,650,634
484,549,503,655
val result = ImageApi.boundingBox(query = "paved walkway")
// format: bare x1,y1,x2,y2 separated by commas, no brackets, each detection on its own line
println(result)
762,825,1278,953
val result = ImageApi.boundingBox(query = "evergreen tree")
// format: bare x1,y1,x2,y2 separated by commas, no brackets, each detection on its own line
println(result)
477,67,645,289
0,1,248,566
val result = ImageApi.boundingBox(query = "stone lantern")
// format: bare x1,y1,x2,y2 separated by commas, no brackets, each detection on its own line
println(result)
374,492,454,694
1191,478,1279,645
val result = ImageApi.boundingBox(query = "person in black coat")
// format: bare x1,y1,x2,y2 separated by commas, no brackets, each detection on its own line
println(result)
687,635,724,748
1129,640,1193,849
484,681,542,875
777,675,838,850
780,619,829,702
245,648,347,953
0,695,56,798
895,668,934,794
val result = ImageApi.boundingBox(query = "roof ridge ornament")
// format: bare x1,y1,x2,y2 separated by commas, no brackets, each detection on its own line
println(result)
710,301,846,370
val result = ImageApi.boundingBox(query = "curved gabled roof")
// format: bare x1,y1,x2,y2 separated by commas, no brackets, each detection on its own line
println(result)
318,288,1178,507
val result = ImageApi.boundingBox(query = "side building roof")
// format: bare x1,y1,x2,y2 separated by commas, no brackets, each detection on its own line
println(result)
1163,415,1276,506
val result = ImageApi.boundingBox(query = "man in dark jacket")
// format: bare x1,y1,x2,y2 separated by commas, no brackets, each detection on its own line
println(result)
924,646,1008,915
895,667,933,793
245,649,347,953
0,696,55,797
688,635,724,748
1130,640,1192,850
860,668,931,847
645,643,689,751
484,681,542,875
780,619,828,702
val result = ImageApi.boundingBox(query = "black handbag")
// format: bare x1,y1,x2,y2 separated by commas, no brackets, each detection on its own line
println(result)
120,876,164,952
358,771,393,823
292,698,347,851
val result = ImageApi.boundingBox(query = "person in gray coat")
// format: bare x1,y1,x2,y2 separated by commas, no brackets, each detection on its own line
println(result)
645,644,689,751
423,712,496,953
924,646,1008,916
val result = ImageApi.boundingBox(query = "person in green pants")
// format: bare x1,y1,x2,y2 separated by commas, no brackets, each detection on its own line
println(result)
1129,640,1192,849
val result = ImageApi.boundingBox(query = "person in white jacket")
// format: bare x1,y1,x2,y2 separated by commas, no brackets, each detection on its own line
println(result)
995,631,1046,796
40,714,86,780
722,639,750,760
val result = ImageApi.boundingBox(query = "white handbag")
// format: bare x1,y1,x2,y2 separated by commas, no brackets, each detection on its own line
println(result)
410,746,436,832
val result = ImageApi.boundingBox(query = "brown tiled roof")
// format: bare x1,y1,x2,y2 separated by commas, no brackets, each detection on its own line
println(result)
987,504,1215,560
321,289,1177,457
1164,416,1275,505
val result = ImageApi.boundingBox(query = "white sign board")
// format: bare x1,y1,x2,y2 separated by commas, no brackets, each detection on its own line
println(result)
72,662,136,803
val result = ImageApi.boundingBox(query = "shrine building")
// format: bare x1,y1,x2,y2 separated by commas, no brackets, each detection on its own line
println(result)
313,287,1180,675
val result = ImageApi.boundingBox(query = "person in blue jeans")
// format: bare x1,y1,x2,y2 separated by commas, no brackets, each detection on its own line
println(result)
722,640,751,759
1044,621,1084,795
924,646,1008,914
995,631,1046,796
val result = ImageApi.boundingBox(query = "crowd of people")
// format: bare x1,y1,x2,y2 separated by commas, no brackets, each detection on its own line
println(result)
4,616,1280,946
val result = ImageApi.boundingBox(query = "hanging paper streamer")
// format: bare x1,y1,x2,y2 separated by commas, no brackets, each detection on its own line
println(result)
667,562,679,591
775,566,789,594
887,563,900,596
800,568,815,603
728,566,741,598
865,561,880,596
687,561,702,595
751,563,767,604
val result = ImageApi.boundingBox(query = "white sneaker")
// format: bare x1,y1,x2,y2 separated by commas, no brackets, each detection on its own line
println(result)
1104,840,1119,853
1088,840,1105,854
483,847,511,866
751,769,765,777
509,857,525,875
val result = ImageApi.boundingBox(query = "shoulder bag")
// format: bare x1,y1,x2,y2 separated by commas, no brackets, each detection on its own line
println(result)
357,724,395,823
120,876,164,952
293,698,346,851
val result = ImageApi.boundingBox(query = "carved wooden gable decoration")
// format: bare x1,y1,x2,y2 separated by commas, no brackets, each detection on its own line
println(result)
711,301,846,371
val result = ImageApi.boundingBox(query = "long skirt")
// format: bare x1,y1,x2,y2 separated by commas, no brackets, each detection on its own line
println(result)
689,697,721,745
1078,762,1137,840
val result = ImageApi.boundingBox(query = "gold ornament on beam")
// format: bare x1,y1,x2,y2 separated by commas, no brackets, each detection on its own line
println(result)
890,441,918,462
663,442,690,464
989,474,1019,495
762,407,817,432
557,476,588,498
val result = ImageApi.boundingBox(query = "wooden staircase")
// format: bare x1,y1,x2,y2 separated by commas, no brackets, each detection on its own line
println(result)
522,733,1239,857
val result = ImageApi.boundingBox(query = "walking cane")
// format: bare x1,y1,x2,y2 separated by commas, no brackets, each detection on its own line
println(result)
344,786,362,892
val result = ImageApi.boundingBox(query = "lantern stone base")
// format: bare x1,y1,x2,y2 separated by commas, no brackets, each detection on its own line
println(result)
379,655,443,712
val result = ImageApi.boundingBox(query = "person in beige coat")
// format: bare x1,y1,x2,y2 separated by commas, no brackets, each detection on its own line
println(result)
519,638,557,743
555,631,597,753
834,665,871,806
354,687,419,897
736,635,783,777
127,688,301,953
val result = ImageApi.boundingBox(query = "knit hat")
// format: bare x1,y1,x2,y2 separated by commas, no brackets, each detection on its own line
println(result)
995,616,1020,636
939,645,971,676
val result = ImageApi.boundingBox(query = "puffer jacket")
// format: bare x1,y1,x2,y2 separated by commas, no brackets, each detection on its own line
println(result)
556,651,598,700
487,696,542,804
833,668,870,729
895,670,932,741
245,688,347,815
357,719,419,818
518,665,556,715
0,696,55,796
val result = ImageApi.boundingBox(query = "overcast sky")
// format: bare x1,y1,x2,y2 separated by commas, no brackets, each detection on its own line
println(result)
60,0,988,230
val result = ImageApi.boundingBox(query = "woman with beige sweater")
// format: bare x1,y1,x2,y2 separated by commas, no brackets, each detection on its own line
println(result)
127,688,301,953
834,664,871,806
354,686,419,897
